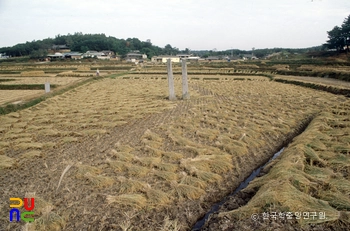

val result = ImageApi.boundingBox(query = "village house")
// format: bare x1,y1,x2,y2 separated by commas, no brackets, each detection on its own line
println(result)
64,52,83,59
49,45,71,53
242,54,258,60
125,52,147,62
187,56,201,62
46,50,119,61
0,53,9,59
176,54,191,60
207,56,220,61
224,55,240,61
101,50,115,57
176,54,200,62
47,52,64,60
82,51,110,59
151,55,180,63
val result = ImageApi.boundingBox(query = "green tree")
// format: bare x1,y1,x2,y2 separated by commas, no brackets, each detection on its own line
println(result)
325,15,350,51
326,26,345,51
341,15,350,51
80,46,89,53
164,44,173,55
29,49,48,59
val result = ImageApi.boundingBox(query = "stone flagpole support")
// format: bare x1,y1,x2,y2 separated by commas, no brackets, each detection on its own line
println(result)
45,82,50,93
181,59,190,99
167,59,176,100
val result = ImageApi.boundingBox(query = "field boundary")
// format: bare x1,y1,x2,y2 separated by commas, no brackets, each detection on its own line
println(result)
274,78,350,97
275,69,350,82
0,84,59,90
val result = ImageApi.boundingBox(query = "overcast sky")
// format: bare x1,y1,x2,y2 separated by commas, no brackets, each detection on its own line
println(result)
0,0,349,51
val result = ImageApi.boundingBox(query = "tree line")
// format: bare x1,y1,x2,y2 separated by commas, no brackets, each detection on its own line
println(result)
0,32,326,60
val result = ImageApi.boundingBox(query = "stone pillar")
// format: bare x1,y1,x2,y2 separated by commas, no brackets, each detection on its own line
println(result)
182,59,190,99
167,59,176,100
45,82,50,93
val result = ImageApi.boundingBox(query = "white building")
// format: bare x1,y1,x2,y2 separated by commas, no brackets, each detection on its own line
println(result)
82,51,110,59
151,55,180,63
125,52,147,62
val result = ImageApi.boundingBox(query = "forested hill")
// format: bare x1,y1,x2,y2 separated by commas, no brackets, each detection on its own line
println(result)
0,32,324,59
0,33,178,58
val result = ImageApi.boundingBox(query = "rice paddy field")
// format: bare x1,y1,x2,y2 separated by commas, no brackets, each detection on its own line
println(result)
0,63,350,231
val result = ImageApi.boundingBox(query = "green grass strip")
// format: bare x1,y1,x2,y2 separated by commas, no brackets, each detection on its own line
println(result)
0,84,58,90
0,79,15,82
108,72,130,79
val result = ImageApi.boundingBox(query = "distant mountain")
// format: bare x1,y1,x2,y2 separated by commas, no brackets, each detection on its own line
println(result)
192,46,324,59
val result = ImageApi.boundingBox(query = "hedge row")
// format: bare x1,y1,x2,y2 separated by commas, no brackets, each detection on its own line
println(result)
0,71,21,74
0,84,58,90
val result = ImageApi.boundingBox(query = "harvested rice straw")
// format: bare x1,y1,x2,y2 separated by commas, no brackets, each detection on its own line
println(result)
110,149,134,162
127,165,150,177
194,170,223,183
0,155,15,169
32,205,66,231
145,187,170,206
142,145,164,157
76,164,102,178
155,162,178,172
134,156,161,167
21,150,42,159
180,172,207,189
56,164,73,191
106,158,130,172
106,194,147,208
15,142,43,150
117,176,147,194
84,172,115,187
162,151,184,161
153,169,178,181
171,181,205,200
